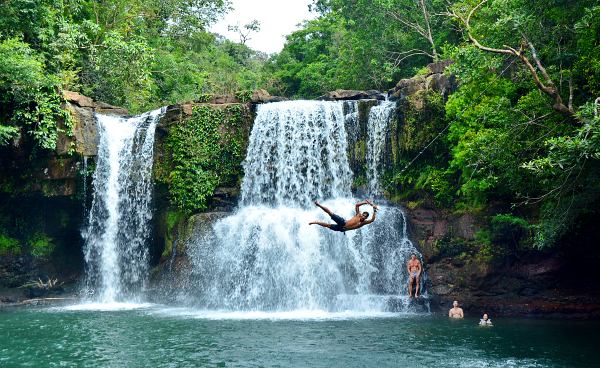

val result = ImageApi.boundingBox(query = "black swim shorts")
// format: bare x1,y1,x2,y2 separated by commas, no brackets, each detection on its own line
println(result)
329,213,346,232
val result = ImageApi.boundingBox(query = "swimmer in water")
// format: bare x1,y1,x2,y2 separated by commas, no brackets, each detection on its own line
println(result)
449,300,464,318
479,313,492,326
309,200,378,233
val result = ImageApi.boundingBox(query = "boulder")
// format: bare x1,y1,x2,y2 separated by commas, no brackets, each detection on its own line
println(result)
59,103,99,156
210,95,240,104
93,101,128,115
63,90,128,115
427,60,454,75
250,89,289,104
388,60,456,101
62,91,94,108
365,90,386,100
425,73,456,97
264,96,289,103
251,89,271,103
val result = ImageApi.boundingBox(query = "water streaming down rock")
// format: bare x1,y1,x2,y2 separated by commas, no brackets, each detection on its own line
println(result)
240,101,353,206
343,100,360,143
187,100,425,312
366,101,396,195
82,108,164,303
81,156,89,216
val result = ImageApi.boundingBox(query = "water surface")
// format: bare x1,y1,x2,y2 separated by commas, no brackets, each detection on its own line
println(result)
1,305,598,367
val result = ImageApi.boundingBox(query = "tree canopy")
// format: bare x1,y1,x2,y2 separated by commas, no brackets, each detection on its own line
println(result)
0,0,269,148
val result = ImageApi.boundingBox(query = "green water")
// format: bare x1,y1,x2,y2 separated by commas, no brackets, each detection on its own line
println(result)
0,304,598,367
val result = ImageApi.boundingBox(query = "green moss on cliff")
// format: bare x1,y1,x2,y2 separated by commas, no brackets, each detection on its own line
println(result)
28,232,55,259
0,233,20,255
158,104,251,214
384,90,455,205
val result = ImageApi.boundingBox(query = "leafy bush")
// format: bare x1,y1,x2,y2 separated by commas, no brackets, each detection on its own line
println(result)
234,90,253,102
490,214,531,248
0,234,21,255
28,233,55,258
0,38,72,149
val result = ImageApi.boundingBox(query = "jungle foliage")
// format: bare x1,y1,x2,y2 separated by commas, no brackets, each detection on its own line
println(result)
0,0,269,149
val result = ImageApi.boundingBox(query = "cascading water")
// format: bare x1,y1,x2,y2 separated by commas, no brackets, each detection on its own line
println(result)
240,101,353,206
186,100,425,313
366,101,396,195
82,108,164,303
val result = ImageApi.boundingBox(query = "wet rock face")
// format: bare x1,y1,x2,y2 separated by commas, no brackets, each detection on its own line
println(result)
406,204,600,317
150,211,230,302
58,91,129,157
250,89,289,103
427,254,600,318
0,91,130,198
407,207,479,263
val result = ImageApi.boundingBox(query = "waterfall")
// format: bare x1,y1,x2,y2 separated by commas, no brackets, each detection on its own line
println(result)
82,108,164,303
81,156,88,216
366,101,396,195
186,100,425,312
343,100,360,143
364,100,429,305
240,101,353,206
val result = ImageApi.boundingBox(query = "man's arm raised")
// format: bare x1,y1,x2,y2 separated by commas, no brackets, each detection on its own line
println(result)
363,209,377,225
355,200,369,214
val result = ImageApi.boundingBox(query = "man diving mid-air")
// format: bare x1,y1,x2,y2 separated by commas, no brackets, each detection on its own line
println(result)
309,200,378,233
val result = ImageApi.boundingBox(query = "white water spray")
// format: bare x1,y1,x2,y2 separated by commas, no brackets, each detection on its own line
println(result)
187,100,424,312
83,108,164,303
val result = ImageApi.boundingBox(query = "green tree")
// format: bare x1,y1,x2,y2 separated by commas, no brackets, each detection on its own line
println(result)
0,38,70,149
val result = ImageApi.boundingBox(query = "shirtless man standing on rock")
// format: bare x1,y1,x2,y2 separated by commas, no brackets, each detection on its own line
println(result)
449,300,464,318
407,254,422,298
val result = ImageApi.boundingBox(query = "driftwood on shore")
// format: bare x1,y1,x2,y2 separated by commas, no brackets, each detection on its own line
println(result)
0,297,78,308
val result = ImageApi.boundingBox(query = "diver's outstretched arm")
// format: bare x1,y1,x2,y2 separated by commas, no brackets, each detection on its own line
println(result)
365,199,379,211
363,209,377,225
355,200,369,214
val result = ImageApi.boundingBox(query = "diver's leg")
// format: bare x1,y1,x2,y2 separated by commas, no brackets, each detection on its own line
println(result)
309,221,332,228
314,201,334,216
